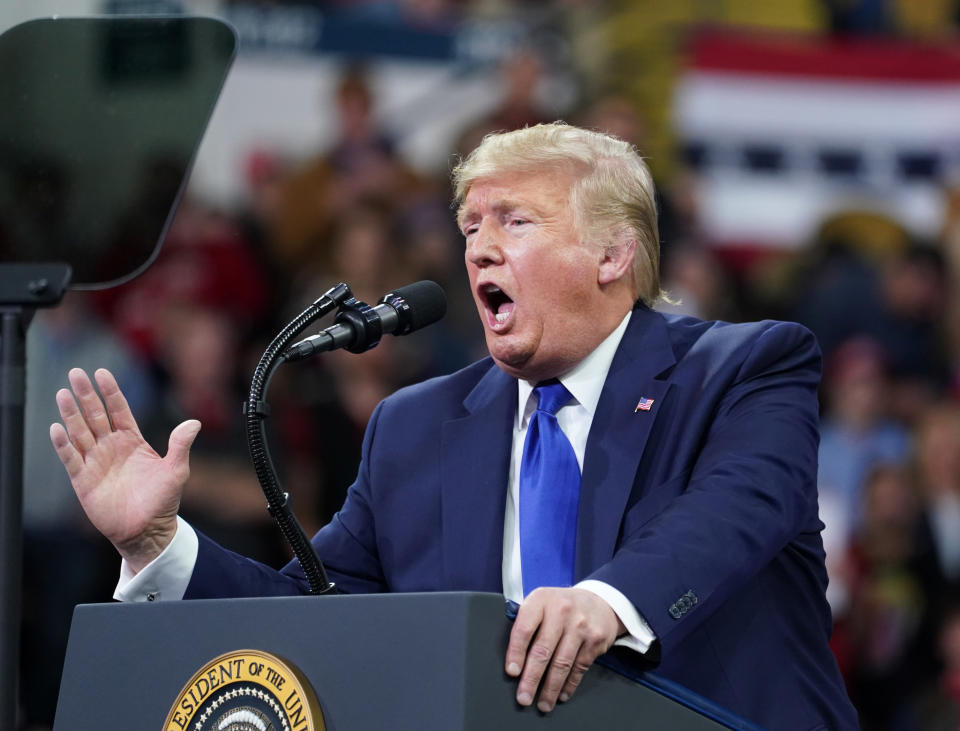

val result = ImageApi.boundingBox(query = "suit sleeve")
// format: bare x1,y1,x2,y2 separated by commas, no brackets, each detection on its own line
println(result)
585,321,823,656
185,401,389,599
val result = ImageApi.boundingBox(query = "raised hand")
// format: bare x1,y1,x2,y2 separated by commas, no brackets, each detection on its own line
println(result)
49,367,201,572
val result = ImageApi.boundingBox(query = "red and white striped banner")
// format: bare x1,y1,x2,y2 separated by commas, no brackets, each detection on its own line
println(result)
674,30,960,250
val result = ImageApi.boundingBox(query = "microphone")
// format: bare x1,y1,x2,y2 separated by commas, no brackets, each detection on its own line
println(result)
283,280,446,361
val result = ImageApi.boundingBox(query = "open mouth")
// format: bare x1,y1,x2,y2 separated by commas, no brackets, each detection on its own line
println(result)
480,284,515,330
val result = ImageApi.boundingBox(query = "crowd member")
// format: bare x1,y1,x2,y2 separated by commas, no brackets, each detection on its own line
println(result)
454,49,554,163
830,463,935,728
905,602,960,731
50,122,856,729
268,65,427,274
913,405,960,590
817,337,911,586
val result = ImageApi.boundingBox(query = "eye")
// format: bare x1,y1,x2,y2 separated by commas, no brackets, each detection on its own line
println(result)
462,223,478,238
509,217,530,228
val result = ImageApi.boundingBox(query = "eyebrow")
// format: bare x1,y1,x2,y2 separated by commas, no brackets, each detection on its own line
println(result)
456,205,474,230
457,197,546,230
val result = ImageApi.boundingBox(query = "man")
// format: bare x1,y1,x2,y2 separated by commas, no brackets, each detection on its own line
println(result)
51,123,859,728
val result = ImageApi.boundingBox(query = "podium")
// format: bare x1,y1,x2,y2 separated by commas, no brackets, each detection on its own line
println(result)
54,592,761,730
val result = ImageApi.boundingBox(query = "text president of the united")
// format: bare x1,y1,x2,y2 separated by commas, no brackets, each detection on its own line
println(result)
51,122,859,729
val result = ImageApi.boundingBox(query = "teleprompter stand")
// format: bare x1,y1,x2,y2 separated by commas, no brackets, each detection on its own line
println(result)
0,264,71,731
55,592,761,730
0,15,236,728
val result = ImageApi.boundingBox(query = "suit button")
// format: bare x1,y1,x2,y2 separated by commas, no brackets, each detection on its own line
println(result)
669,604,682,619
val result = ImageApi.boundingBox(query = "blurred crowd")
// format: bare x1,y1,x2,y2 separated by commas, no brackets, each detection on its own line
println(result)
17,0,960,728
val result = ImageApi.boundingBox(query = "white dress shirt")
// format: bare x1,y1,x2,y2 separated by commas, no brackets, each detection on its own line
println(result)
116,311,655,654
501,311,653,653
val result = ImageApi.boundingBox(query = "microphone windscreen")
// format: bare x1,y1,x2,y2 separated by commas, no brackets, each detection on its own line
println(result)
383,280,447,332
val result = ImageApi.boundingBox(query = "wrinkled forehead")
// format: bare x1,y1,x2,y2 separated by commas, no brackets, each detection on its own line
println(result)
455,167,578,226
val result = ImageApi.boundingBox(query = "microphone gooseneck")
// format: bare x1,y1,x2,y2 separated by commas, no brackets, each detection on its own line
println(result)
244,280,446,596
244,283,352,595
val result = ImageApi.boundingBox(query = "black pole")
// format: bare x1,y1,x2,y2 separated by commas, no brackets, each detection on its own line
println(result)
0,309,27,731
0,263,70,730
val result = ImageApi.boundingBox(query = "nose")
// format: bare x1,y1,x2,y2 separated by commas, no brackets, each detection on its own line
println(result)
465,219,504,268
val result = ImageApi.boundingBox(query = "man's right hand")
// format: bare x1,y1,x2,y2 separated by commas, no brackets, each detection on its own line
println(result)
49,367,201,573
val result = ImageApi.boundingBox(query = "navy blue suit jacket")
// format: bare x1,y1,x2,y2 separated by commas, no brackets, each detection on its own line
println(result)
187,305,859,729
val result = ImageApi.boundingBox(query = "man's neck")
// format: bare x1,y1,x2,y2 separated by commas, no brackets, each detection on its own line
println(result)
517,310,633,424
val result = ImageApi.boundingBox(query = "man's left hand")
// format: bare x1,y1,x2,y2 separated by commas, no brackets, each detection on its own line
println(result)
506,587,626,712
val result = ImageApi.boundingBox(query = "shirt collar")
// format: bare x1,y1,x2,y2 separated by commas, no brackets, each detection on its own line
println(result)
517,310,633,428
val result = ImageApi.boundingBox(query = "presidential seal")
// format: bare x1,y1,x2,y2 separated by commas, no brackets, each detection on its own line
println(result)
163,649,324,731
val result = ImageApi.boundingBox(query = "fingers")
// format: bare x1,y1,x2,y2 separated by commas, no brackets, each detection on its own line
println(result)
53,368,141,456
67,367,113,439
536,633,586,712
509,599,562,709
55,384,96,455
49,422,84,479
93,368,141,435
555,627,611,707
507,588,621,713
559,650,593,704
506,600,541,679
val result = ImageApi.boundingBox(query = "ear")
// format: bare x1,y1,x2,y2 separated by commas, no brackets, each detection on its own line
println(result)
597,236,637,286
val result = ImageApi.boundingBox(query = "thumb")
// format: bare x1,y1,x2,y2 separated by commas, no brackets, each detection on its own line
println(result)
165,419,202,466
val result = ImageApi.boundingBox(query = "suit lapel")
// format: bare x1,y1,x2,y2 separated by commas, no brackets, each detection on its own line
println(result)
576,306,677,577
439,364,516,591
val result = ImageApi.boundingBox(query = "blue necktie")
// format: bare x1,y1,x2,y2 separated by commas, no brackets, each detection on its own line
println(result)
519,380,581,596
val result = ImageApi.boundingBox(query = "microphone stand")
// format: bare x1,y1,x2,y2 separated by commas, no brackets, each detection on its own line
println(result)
245,282,377,595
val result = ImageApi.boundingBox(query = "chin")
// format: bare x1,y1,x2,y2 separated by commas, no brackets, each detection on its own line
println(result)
486,340,532,378
492,351,561,383
491,360,520,379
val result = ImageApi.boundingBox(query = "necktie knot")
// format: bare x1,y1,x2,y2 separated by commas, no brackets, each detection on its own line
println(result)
534,380,573,416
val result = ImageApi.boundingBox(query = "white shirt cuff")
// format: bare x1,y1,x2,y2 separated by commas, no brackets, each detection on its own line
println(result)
576,579,656,654
113,516,199,603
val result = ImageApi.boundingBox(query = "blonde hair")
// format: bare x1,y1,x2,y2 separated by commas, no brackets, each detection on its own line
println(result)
452,122,661,305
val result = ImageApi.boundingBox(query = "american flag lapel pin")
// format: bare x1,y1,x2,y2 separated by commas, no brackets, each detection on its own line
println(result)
635,397,655,412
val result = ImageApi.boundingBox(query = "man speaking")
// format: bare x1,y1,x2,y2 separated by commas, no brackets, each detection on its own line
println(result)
50,123,859,729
